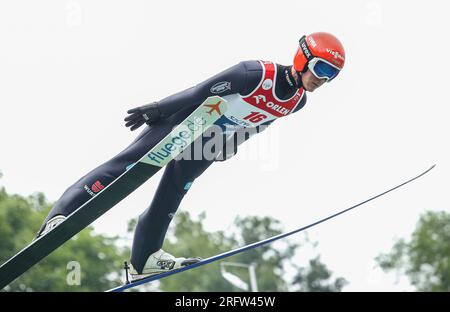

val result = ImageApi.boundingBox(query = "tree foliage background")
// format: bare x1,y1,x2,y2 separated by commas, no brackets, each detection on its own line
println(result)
377,210,450,291
1,179,346,292
130,211,347,292
0,187,126,291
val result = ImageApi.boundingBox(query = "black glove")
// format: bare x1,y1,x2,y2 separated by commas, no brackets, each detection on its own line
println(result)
124,102,162,131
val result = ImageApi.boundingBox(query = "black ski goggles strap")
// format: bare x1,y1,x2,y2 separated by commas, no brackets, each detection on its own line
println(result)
299,35,314,63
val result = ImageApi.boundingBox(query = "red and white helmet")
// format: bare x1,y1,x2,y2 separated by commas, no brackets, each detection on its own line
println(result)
294,32,345,81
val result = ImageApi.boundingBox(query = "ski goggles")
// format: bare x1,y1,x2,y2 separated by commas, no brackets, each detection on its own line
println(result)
307,57,340,82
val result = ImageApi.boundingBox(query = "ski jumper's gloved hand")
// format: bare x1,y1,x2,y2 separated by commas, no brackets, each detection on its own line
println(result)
124,102,162,131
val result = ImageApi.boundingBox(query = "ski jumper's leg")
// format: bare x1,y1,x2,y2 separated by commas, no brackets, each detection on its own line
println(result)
130,131,226,273
40,107,196,229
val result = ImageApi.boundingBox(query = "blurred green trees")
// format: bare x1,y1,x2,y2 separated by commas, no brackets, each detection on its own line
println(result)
0,187,126,291
1,184,346,292
377,210,450,291
129,211,346,292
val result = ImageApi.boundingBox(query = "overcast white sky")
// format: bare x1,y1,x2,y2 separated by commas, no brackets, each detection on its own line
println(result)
1,0,449,291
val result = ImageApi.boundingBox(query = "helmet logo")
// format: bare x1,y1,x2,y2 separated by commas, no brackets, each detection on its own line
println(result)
326,48,345,61
307,36,317,48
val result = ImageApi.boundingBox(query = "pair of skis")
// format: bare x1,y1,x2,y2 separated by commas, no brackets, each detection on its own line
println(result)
0,94,435,291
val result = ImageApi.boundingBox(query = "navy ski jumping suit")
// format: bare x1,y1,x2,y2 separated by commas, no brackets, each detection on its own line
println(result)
42,60,307,273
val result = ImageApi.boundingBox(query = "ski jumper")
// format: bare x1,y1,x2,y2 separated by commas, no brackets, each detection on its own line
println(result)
41,60,307,273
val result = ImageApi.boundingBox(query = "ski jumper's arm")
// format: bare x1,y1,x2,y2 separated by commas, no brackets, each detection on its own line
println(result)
125,61,260,131
156,62,250,118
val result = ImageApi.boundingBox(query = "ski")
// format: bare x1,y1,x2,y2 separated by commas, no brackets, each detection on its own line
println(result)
107,164,435,292
0,96,228,290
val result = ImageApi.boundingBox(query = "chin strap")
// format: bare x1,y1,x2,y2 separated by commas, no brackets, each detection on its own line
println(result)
293,68,303,89
286,66,303,89
295,71,304,89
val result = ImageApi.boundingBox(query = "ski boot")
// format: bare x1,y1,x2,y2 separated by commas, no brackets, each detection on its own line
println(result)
35,215,66,239
130,249,202,280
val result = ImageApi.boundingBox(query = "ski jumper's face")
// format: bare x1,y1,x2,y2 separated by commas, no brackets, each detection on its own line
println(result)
301,69,327,92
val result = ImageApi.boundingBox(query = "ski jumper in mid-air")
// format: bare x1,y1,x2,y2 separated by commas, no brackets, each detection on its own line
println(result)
37,32,346,280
